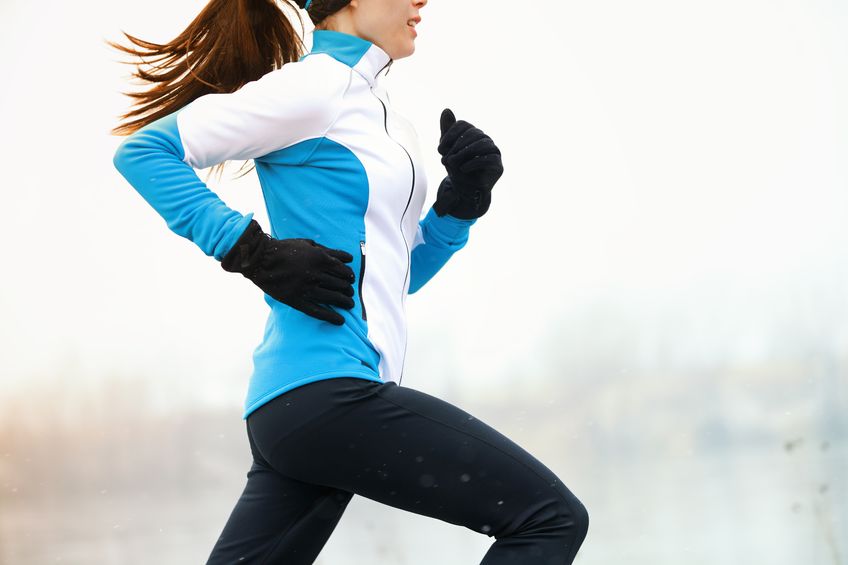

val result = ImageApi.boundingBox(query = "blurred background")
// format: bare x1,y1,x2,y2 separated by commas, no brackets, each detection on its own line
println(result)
1,0,846,563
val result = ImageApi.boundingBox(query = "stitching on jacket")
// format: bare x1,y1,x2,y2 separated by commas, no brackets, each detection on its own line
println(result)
297,65,354,166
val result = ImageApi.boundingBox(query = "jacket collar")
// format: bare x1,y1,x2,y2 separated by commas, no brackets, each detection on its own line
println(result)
300,30,393,87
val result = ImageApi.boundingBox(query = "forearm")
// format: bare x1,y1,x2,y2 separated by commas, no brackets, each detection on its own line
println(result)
112,111,254,260
408,206,476,294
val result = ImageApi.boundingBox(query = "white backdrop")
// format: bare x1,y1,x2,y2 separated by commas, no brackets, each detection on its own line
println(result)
0,1,845,563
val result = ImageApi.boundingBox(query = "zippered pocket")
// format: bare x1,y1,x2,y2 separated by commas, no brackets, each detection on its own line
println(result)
358,240,367,321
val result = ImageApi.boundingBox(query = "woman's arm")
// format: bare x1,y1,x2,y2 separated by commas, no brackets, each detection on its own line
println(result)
408,109,503,294
112,58,349,260
112,111,254,259
407,206,476,294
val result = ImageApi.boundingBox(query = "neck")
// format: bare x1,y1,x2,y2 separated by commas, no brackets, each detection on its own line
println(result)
316,10,389,57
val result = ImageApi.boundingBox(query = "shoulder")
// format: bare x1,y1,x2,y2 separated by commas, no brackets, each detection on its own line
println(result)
244,55,352,118
170,55,354,167
179,55,352,127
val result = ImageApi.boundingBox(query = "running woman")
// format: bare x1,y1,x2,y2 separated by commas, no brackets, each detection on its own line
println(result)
110,0,589,563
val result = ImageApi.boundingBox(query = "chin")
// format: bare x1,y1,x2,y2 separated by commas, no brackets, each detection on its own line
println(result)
398,43,415,59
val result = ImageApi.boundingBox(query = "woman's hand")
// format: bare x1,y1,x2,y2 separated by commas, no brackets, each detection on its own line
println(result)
221,220,356,325
433,108,504,220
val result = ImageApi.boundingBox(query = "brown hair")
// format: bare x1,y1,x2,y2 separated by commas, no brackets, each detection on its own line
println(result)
108,0,352,180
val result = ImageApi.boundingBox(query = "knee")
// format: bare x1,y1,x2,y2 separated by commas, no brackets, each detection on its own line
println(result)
548,494,589,564
543,491,588,539
515,490,589,542
563,494,589,541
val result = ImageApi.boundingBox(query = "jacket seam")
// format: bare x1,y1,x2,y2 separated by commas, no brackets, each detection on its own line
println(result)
244,370,382,417
296,68,354,166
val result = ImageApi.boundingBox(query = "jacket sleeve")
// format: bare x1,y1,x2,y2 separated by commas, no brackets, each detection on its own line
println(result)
112,60,349,260
407,206,477,294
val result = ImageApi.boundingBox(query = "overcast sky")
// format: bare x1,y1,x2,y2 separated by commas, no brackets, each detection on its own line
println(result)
1,0,847,413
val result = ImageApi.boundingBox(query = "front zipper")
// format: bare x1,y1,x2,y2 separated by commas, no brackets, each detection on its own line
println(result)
371,90,415,295
370,85,415,385
358,240,367,321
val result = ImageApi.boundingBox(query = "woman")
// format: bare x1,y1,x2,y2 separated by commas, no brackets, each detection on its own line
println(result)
110,0,589,563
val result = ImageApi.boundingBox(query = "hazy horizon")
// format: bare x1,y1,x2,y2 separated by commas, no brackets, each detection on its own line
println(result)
1,0,846,563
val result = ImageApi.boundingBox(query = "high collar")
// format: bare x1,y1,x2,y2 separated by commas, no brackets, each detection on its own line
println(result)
300,30,393,87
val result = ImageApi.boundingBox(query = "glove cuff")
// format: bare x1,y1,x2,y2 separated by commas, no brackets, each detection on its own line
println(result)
432,176,455,217
220,219,267,276
432,176,491,220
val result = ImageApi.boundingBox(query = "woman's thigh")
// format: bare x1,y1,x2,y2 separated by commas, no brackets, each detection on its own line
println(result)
248,378,587,545
205,427,354,565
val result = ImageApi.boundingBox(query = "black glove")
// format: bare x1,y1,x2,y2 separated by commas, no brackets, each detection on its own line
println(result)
433,108,504,220
221,219,356,326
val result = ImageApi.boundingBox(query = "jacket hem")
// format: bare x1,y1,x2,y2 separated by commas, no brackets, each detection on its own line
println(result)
242,370,384,420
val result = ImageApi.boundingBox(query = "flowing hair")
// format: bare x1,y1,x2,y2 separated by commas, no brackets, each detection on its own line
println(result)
107,0,352,180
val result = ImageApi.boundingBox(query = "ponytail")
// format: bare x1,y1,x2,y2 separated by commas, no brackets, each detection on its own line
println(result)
108,0,310,179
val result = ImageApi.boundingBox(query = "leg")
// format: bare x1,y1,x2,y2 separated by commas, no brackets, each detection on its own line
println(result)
248,378,590,564
205,422,353,565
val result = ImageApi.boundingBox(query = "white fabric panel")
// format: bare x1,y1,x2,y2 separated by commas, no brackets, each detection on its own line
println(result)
176,56,352,170
411,223,426,251
323,44,429,385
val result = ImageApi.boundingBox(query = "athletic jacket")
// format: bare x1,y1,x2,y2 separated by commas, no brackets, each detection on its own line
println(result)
113,29,477,419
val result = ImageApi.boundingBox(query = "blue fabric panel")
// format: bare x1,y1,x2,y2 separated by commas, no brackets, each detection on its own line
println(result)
112,111,254,260
300,30,372,65
408,207,476,294
244,137,383,419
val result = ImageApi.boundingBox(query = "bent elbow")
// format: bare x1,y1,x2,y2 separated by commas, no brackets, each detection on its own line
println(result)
112,136,133,175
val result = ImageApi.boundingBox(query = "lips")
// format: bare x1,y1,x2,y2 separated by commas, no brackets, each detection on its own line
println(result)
407,17,420,37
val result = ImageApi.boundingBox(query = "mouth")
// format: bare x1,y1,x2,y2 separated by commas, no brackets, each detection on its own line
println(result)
407,18,420,37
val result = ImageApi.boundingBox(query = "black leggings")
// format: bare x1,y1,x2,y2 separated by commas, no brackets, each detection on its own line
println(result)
206,378,589,564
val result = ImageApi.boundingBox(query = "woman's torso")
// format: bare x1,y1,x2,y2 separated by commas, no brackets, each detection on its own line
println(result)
244,31,429,418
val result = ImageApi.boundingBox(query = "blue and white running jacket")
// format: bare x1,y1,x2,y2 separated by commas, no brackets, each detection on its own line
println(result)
113,30,476,419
